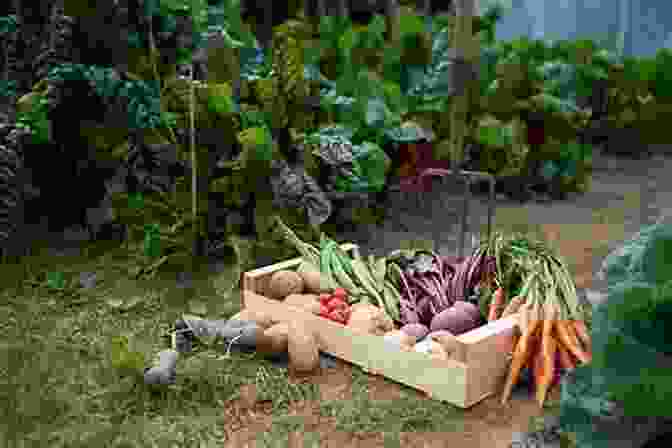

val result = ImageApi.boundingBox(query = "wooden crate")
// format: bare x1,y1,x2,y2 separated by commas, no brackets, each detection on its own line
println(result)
240,244,519,408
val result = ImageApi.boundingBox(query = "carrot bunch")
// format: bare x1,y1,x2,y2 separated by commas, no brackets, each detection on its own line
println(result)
500,258,593,408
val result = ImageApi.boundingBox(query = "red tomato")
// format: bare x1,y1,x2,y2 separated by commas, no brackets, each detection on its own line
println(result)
327,297,348,311
319,294,332,306
328,309,348,324
319,304,331,318
332,288,347,299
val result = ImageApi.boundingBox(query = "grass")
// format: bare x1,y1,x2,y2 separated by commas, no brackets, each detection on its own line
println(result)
0,238,466,447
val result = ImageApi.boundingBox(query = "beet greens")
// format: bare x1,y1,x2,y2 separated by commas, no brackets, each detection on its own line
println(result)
392,248,496,326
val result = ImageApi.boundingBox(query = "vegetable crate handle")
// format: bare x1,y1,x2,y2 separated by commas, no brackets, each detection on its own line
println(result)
392,168,495,258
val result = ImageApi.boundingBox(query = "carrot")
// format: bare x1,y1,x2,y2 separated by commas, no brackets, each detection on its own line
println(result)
501,304,542,405
572,320,592,353
531,341,544,392
488,287,506,321
501,295,526,318
554,320,591,365
536,304,558,408
556,342,576,370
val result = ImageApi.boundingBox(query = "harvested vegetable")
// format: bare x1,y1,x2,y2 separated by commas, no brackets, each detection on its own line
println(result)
572,320,592,353
267,270,304,300
430,306,479,335
328,308,349,324
501,303,542,405
283,294,322,315
556,341,576,370
554,319,591,364
453,301,482,324
391,250,458,325
262,323,290,354
287,321,320,374
501,295,526,318
348,303,394,335
237,296,279,328
488,287,506,321
298,270,330,294
400,323,430,340
448,247,496,305
536,303,558,407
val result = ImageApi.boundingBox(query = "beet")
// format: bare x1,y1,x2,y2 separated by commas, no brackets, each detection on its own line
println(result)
429,306,479,335
400,323,430,341
452,301,482,326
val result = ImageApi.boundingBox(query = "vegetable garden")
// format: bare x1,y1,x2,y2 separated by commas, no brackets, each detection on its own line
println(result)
2,0,672,446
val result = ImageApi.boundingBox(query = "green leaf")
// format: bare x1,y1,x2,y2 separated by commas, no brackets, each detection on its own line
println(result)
47,272,66,290
399,14,425,38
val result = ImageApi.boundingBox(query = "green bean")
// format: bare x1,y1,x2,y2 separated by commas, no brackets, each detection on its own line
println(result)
351,258,383,306
329,249,360,297
382,280,402,322
319,236,337,291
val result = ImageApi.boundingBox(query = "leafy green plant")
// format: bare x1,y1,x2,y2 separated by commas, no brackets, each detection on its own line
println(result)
46,64,166,131
15,94,52,144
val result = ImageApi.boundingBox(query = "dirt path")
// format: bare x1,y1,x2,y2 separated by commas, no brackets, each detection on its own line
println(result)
221,360,555,448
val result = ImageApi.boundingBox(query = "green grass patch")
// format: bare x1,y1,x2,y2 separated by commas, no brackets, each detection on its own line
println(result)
0,236,468,446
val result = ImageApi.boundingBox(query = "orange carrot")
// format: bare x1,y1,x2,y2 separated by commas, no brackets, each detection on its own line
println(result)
532,341,544,391
556,342,576,370
501,305,542,405
536,304,558,408
554,320,591,365
572,320,592,353
501,295,526,318
488,287,506,321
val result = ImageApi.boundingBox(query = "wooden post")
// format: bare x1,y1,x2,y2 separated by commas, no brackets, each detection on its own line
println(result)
446,0,479,167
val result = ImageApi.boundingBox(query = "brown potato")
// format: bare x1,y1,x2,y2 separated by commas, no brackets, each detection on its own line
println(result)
283,294,322,315
297,270,330,294
287,321,320,374
267,270,304,300
234,305,277,329
348,304,394,336
262,322,290,354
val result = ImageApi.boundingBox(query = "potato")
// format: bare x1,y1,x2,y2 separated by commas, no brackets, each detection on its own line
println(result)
234,301,278,329
283,294,322,315
298,270,330,294
348,304,394,336
287,321,320,374
262,322,290,354
267,270,304,300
